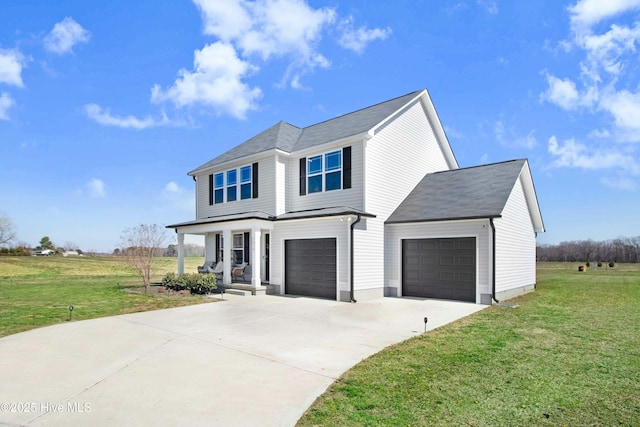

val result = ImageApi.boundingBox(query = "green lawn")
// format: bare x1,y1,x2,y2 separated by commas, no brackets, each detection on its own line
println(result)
0,255,206,338
298,263,640,426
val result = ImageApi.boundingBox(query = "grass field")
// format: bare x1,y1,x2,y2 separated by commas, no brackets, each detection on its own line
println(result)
0,256,206,338
298,263,640,426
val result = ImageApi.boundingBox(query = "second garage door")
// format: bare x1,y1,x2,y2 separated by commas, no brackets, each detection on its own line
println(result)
285,238,337,299
402,237,476,302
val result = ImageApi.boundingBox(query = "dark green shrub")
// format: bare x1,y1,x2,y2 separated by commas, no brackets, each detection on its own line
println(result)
597,262,603,267
162,273,216,294
609,261,615,268
585,261,590,267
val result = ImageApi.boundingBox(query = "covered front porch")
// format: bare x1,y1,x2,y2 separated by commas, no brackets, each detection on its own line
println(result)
169,213,274,292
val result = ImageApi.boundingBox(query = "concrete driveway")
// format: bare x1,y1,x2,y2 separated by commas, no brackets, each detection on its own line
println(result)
0,295,485,426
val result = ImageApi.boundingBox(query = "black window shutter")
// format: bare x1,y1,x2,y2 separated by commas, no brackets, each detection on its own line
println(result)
343,146,352,189
299,157,307,195
252,162,259,199
208,174,214,205
215,234,220,263
243,232,250,263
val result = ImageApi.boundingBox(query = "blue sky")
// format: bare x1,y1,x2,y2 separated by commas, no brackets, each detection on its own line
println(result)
1,0,639,252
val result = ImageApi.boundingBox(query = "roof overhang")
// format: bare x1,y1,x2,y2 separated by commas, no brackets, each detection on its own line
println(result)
168,207,376,233
518,161,545,233
386,215,501,225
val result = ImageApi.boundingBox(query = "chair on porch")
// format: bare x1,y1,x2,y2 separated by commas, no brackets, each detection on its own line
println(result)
232,262,249,282
208,261,224,281
197,261,215,274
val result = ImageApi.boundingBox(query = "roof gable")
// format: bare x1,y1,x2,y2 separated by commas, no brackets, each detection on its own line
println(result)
386,159,531,224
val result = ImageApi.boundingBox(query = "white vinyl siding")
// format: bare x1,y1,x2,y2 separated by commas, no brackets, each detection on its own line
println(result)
356,101,453,292
385,220,491,303
274,154,287,216
288,142,364,213
366,101,451,220
204,233,217,264
270,218,350,301
494,175,537,293
196,157,275,219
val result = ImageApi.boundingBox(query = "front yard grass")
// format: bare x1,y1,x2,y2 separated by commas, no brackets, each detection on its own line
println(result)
0,256,206,338
298,263,640,426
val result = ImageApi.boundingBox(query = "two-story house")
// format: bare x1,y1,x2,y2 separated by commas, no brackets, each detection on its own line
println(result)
168,89,544,304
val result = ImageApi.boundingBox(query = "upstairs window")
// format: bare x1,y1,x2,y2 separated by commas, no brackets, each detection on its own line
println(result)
227,169,237,202
300,147,351,196
307,155,323,194
324,150,342,191
208,163,258,205
307,150,342,194
240,165,252,199
214,173,224,204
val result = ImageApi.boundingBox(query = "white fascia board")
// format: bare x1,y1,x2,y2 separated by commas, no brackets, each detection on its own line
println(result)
519,161,546,233
420,90,459,170
188,148,284,177
292,132,372,158
171,218,275,235
368,90,425,136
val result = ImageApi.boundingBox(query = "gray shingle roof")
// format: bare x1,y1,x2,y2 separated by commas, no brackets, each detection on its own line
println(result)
386,159,527,224
189,121,302,175
189,90,424,174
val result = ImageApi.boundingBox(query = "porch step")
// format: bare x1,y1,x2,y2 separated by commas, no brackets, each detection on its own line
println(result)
225,288,252,296
224,284,268,296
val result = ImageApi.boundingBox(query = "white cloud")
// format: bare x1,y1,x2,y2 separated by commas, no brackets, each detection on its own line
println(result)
194,0,252,41
568,0,640,30
601,175,637,190
0,49,26,87
477,0,499,14
495,120,538,149
0,92,15,120
87,0,392,124
87,178,106,198
541,1,640,142
161,181,194,211
151,42,262,119
548,135,640,173
599,89,640,136
338,17,392,54
85,104,176,129
44,17,90,54
540,74,581,109
192,0,340,91
195,0,336,61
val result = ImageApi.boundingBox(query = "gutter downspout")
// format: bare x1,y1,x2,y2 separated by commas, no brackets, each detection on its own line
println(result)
490,218,499,304
350,214,362,303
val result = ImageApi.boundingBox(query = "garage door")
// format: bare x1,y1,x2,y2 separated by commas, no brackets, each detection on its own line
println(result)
402,237,476,302
285,238,337,299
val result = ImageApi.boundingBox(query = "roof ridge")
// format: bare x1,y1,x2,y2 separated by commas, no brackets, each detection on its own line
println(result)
430,158,526,175
301,89,424,130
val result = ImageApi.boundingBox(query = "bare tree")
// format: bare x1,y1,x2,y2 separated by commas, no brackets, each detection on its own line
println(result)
63,241,79,251
120,224,169,292
0,213,16,247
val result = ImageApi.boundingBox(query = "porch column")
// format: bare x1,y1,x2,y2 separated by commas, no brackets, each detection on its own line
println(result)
223,229,232,285
251,228,261,288
177,232,185,275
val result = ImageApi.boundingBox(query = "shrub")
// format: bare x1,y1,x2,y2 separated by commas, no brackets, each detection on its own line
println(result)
586,261,590,267
597,262,603,267
162,273,217,294
609,261,615,268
